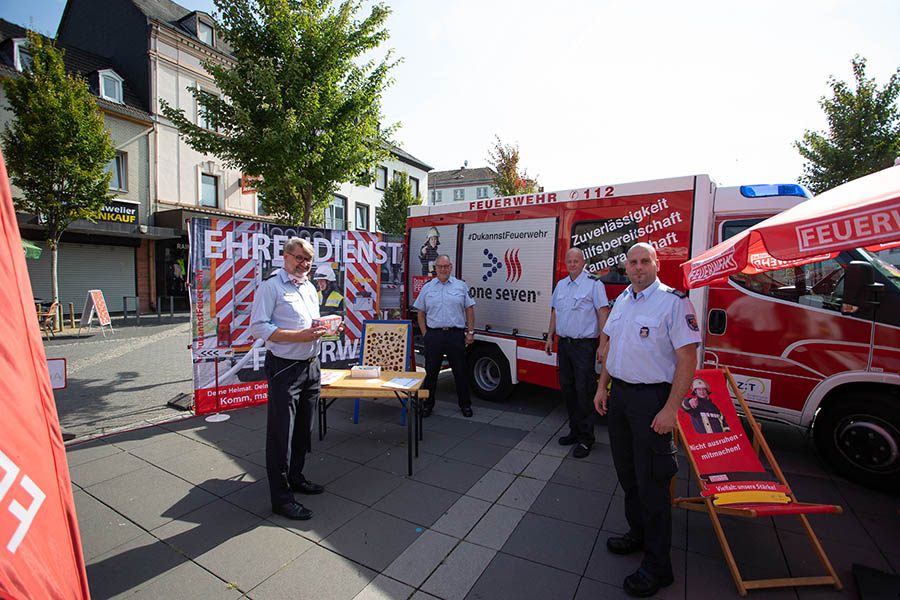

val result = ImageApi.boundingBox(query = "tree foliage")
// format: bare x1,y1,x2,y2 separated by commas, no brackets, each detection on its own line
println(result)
795,55,900,194
486,135,539,197
161,0,398,225
2,31,115,303
376,170,420,234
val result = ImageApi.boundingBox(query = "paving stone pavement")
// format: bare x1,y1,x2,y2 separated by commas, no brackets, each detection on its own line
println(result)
66,372,900,599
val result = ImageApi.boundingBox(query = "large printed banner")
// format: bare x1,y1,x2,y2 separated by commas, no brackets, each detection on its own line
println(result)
188,218,405,415
0,150,90,598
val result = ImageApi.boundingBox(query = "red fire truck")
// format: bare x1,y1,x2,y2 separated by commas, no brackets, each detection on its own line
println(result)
406,174,900,489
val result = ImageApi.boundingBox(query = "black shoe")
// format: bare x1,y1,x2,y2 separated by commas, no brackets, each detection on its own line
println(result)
461,406,473,417
422,406,433,418
558,433,577,446
607,533,643,555
572,442,591,459
290,480,324,495
273,502,312,520
623,568,673,597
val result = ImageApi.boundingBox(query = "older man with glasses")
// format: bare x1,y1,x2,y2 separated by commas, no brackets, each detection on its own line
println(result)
250,237,328,520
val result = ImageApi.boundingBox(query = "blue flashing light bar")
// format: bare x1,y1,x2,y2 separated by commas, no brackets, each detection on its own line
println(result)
740,184,812,199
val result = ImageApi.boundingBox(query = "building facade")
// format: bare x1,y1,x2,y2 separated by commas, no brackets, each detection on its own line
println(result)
331,146,430,231
427,166,495,206
0,18,179,315
15,0,430,313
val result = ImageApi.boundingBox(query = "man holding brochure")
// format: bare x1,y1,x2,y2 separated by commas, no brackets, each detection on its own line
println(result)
250,237,335,521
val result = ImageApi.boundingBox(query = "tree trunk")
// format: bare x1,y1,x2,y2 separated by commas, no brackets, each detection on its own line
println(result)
303,185,313,226
51,245,59,305
51,244,59,330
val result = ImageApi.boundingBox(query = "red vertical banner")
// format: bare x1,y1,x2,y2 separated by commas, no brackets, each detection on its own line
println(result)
343,231,380,343
0,149,91,598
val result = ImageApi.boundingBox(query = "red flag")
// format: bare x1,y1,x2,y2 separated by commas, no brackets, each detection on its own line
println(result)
0,148,90,598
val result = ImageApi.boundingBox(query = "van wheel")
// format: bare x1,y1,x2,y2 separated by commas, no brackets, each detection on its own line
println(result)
467,344,514,401
812,394,900,491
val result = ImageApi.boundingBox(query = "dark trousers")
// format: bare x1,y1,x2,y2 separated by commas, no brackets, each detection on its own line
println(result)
558,337,599,444
264,353,319,507
608,378,678,579
423,328,470,409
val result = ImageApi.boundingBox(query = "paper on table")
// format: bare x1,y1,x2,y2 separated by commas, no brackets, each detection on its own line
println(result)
382,377,419,390
320,371,344,386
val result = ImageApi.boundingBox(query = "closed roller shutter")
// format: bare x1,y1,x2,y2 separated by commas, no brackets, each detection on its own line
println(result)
27,242,136,314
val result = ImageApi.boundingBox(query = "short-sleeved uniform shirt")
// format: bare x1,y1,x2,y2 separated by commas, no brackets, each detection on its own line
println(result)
249,268,320,360
413,276,475,328
603,278,701,384
550,270,609,339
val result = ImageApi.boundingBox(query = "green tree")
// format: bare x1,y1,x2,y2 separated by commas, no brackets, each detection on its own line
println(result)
377,170,420,234
487,135,539,197
795,55,900,194
161,0,398,226
2,31,115,307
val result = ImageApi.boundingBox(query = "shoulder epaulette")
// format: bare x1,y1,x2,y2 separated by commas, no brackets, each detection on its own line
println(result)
587,274,601,281
618,289,629,299
666,287,687,299
264,269,279,280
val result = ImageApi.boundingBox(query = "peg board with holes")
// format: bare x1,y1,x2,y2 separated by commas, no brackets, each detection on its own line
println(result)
359,320,413,371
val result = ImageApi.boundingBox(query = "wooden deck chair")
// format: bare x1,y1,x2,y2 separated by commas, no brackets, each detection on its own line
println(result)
672,367,842,596
37,301,59,339
353,320,414,425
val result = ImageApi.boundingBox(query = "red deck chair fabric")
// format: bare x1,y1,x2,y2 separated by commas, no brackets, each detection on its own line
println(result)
673,368,842,596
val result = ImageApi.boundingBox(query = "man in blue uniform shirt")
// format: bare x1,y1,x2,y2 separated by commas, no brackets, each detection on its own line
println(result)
414,254,476,417
545,247,609,458
250,238,327,521
594,242,700,597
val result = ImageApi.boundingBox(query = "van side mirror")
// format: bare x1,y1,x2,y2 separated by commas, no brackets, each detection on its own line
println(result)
842,260,883,314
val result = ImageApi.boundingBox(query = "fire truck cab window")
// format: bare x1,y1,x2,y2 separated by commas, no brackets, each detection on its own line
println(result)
570,220,630,285
720,218,765,242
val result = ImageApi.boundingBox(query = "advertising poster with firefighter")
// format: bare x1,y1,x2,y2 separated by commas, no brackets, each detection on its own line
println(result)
188,217,405,414
677,370,790,501
408,224,459,302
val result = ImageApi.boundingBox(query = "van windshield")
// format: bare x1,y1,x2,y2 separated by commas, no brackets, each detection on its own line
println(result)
859,249,900,292
729,250,900,327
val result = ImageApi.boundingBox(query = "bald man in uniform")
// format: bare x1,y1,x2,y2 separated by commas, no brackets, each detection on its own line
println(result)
594,242,700,597
545,247,609,458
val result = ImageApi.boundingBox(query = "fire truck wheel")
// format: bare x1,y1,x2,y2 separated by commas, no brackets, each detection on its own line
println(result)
813,394,900,491
467,344,514,401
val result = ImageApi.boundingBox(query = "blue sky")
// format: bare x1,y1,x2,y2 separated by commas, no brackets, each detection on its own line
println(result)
4,0,900,190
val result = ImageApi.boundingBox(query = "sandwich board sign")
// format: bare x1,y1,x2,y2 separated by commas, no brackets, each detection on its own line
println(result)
46,358,66,390
77,289,113,336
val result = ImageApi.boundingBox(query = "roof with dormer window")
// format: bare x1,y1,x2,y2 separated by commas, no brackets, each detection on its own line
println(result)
0,18,152,123
130,0,232,54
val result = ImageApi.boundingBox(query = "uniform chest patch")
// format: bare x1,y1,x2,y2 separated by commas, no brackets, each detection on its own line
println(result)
640,326,649,338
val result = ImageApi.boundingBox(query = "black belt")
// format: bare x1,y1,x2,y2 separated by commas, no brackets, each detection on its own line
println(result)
433,327,464,331
269,352,317,364
559,337,596,342
611,377,668,389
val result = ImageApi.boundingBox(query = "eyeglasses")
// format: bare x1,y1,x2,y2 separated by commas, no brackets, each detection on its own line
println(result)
285,252,312,263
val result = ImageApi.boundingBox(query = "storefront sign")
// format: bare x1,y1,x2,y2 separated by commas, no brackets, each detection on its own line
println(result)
96,200,139,225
